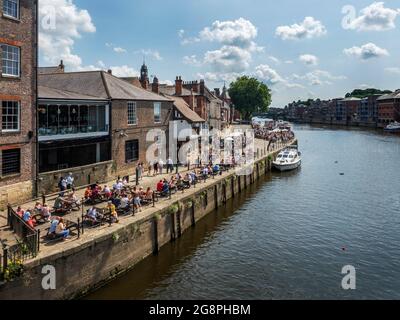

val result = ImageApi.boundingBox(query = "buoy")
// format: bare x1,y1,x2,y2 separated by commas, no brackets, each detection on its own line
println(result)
340,173,344,175
342,247,346,251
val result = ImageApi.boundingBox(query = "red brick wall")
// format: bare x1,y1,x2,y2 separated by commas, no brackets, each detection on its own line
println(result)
110,99,173,176
0,0,37,189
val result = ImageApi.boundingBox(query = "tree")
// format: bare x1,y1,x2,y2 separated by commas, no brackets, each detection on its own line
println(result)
228,76,271,120
345,88,392,99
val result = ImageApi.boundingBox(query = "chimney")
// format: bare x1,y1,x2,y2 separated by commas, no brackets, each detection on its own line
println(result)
200,79,205,95
59,60,65,73
192,81,200,93
152,76,159,94
175,76,182,96
214,88,220,97
189,89,194,110
107,69,112,75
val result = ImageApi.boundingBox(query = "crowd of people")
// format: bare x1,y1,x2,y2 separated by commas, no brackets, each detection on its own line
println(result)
252,124,295,151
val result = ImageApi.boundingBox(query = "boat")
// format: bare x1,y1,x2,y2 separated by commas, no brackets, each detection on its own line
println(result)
273,146,302,172
384,121,400,132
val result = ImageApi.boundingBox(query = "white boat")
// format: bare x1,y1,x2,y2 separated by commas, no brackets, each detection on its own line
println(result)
384,121,400,132
273,146,302,172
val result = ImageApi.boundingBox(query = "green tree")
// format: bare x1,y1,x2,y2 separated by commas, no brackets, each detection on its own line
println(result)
228,76,271,120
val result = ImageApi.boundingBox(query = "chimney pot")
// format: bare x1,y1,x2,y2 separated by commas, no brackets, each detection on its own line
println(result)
107,69,112,74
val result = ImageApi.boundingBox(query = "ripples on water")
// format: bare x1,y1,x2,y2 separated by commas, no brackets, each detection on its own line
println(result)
86,125,400,300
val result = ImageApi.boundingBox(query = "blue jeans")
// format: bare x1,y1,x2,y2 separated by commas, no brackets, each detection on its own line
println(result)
57,230,70,239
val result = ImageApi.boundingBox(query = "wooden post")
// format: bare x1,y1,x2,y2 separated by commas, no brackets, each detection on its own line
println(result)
37,230,40,253
42,194,46,206
81,213,85,235
77,218,81,239
152,192,155,207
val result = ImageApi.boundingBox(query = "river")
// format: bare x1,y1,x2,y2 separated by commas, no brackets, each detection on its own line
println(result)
85,124,400,300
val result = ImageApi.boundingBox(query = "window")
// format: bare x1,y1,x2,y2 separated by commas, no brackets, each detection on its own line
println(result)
154,102,161,123
1,44,20,76
128,102,137,125
3,0,19,19
1,101,19,131
125,140,139,163
1,148,20,176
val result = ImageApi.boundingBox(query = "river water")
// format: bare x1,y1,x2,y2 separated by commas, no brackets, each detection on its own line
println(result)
86,124,400,300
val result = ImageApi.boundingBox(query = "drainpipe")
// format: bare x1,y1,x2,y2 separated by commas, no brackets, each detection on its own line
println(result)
34,0,39,198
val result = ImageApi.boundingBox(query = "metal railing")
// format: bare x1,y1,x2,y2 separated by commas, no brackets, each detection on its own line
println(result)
6,205,40,260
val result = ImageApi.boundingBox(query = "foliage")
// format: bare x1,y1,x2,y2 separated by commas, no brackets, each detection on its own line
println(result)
112,233,120,243
345,88,392,99
154,213,161,221
2,260,23,282
168,204,179,215
186,200,193,209
229,76,272,120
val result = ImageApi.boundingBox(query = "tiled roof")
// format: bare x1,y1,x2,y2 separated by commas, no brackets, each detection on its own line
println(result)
38,86,108,101
38,71,171,101
164,95,205,123
159,85,199,96
377,90,400,101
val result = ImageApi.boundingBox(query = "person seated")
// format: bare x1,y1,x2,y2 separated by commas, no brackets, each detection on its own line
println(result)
23,209,34,226
162,180,170,195
64,191,79,206
86,206,102,224
156,180,164,193
144,187,153,202
119,194,131,212
16,206,24,218
53,194,66,211
35,203,51,222
169,178,177,192
102,185,112,199
34,202,42,213
55,218,69,240
115,180,124,191
48,217,60,236
106,201,119,223
183,173,191,188
84,186,92,200
176,178,185,190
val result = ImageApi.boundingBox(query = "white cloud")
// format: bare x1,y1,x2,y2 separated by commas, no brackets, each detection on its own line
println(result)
255,64,304,89
347,2,400,31
200,17,258,47
183,55,201,66
385,67,400,74
268,56,280,64
255,64,284,84
109,65,139,77
161,80,174,86
276,17,327,40
358,84,374,89
292,70,346,86
204,45,252,73
343,42,389,60
135,49,163,61
285,60,294,64
299,54,319,66
113,47,127,53
39,0,96,70
197,72,241,83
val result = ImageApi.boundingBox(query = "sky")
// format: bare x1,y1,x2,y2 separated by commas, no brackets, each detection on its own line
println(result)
38,0,400,107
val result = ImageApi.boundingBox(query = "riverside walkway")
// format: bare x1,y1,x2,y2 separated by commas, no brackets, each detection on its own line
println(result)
1,136,294,262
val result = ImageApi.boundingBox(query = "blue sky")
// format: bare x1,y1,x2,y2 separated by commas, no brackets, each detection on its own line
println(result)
39,0,400,107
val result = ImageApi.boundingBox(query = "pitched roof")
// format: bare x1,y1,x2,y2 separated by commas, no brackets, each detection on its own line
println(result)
164,95,205,123
377,90,400,101
38,71,171,101
38,85,108,101
102,72,170,101
341,97,362,102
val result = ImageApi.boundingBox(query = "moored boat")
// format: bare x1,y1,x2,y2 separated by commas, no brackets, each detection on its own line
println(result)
273,146,302,172
384,121,400,132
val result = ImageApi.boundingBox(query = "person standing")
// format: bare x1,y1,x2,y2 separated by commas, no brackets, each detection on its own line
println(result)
167,157,173,174
153,161,158,176
66,172,74,189
158,159,164,175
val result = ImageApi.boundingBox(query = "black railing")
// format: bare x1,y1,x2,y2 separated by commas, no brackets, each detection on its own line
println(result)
6,205,40,261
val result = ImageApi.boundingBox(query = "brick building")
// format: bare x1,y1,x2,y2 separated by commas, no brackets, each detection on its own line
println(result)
377,90,400,128
0,0,37,209
37,69,173,193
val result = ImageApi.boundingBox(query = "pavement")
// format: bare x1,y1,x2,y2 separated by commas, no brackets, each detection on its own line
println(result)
0,135,293,258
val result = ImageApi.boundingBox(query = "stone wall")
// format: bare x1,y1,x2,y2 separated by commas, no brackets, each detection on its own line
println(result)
0,179,33,211
0,151,282,300
37,161,115,195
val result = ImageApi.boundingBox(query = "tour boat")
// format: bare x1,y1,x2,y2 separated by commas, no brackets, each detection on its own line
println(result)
384,121,400,132
273,146,302,172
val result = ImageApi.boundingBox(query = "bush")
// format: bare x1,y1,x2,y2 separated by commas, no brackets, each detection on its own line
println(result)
168,204,179,215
